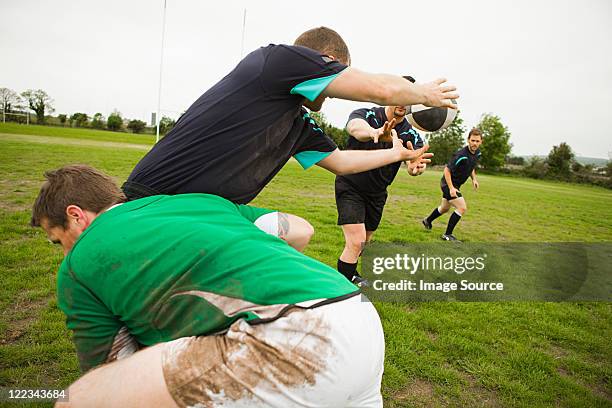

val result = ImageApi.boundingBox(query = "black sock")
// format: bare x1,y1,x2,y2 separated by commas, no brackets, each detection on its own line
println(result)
446,211,462,235
337,259,358,281
426,207,442,224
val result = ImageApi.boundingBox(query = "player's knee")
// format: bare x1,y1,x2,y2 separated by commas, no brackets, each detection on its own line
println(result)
346,236,366,255
302,219,315,241
457,206,467,215
438,205,449,214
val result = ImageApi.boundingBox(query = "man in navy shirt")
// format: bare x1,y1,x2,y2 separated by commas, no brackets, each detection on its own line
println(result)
422,128,482,241
124,27,458,252
335,80,428,284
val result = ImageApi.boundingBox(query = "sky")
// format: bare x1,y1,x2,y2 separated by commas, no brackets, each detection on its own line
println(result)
1,0,611,158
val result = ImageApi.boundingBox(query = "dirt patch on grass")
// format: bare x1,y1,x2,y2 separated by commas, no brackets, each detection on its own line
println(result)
0,295,52,344
391,378,436,407
0,178,39,211
450,370,501,408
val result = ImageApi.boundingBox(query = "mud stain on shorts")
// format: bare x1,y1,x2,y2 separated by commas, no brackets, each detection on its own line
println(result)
162,309,333,407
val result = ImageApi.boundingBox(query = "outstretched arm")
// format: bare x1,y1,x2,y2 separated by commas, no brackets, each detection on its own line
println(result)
323,68,458,109
317,136,432,176
471,169,479,190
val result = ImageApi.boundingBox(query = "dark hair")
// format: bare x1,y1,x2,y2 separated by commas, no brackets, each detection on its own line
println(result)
468,128,482,139
31,164,126,228
294,27,350,65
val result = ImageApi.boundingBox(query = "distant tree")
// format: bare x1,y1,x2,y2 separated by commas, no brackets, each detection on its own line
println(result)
546,142,574,178
159,116,176,135
606,161,612,178
127,119,146,134
0,87,23,112
21,89,54,124
427,113,465,165
70,112,89,127
477,114,512,170
91,113,105,129
522,156,548,179
506,155,525,166
58,114,67,126
107,111,123,131
309,111,348,149
571,161,583,173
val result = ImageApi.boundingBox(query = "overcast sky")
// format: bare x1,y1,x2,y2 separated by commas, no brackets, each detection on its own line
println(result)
2,0,611,158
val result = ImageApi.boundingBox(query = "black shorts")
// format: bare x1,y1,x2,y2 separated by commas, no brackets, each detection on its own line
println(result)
441,184,463,201
335,179,388,231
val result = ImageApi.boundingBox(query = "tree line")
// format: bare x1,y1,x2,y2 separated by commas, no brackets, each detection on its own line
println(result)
0,87,176,135
2,86,609,187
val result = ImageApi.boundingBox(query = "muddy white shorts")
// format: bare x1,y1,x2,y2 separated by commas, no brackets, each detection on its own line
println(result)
161,294,385,408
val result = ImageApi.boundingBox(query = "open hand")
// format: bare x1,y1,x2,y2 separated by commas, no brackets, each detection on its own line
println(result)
393,137,433,164
372,118,396,143
421,78,459,109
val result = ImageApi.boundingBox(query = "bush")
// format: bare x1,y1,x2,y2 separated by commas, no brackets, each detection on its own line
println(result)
522,157,548,179
107,112,123,131
127,119,146,134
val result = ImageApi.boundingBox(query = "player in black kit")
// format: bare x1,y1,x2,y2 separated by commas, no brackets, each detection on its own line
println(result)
123,27,458,254
336,90,429,285
422,128,482,242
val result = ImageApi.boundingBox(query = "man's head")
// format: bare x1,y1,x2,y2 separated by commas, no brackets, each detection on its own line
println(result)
31,165,126,255
294,26,350,66
467,128,483,152
294,27,350,112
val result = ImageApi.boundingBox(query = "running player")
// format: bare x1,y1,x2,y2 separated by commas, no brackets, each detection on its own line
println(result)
33,165,385,408
123,27,457,251
422,128,482,241
336,85,428,285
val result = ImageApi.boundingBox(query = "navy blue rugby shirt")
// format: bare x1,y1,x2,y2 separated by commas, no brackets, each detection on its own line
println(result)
441,146,481,189
336,107,424,194
126,45,347,204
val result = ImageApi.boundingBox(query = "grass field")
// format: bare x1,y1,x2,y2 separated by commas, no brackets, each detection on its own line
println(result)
0,124,611,407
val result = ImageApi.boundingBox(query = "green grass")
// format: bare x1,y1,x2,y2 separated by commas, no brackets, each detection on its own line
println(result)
0,128,611,407
0,122,155,145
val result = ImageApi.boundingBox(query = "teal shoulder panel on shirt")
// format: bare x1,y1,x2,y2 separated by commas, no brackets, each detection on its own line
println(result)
294,150,333,170
290,73,341,101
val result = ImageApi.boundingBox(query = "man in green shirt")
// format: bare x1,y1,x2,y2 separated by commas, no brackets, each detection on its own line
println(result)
32,165,385,408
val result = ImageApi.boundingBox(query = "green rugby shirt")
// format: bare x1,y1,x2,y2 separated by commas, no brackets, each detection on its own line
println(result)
57,194,358,372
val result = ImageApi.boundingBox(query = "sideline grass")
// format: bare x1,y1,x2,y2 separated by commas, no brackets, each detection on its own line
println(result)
0,130,610,407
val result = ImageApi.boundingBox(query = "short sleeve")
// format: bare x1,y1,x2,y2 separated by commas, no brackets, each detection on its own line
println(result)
261,45,348,101
57,259,123,373
347,108,381,129
398,127,424,149
293,112,337,170
236,204,276,223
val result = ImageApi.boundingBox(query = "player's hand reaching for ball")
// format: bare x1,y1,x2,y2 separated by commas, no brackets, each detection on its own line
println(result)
473,179,479,191
404,141,428,176
371,119,396,143
420,78,458,109
394,137,433,166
